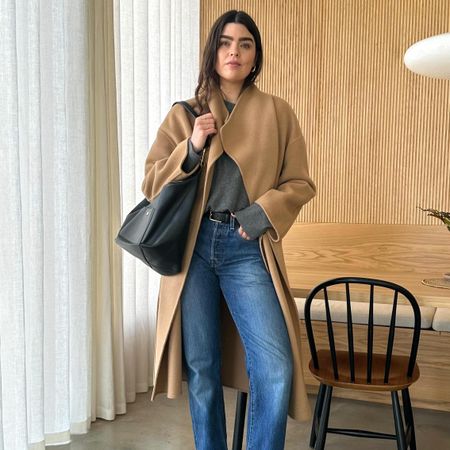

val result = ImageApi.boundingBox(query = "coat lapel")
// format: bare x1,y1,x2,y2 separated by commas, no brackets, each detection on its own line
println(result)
218,85,281,202
205,88,228,169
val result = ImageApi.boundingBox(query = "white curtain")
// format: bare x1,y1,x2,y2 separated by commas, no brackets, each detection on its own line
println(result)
0,0,200,448
0,0,90,448
114,0,200,402
88,0,126,422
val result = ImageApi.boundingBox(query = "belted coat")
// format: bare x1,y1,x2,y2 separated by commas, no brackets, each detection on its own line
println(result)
141,84,316,421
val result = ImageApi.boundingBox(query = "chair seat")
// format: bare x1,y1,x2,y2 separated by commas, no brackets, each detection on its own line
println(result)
309,350,420,391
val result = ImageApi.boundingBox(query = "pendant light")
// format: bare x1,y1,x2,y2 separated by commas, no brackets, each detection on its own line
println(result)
404,32,450,79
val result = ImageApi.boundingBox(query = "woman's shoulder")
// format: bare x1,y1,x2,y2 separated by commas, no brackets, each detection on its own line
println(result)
252,88,302,138
158,98,198,138
271,94,297,117
248,85,294,113
170,97,201,116
252,86,297,115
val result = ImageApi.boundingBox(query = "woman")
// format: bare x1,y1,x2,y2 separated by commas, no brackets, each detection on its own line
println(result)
141,10,316,450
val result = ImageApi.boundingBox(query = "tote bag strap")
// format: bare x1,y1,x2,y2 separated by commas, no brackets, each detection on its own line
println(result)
172,100,211,165
172,100,199,118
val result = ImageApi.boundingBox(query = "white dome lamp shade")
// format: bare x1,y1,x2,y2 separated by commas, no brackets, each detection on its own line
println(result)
404,32,450,79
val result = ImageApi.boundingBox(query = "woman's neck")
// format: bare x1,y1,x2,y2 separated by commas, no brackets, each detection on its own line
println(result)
219,81,244,103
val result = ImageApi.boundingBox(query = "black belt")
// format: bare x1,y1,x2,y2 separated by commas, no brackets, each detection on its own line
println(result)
205,210,236,224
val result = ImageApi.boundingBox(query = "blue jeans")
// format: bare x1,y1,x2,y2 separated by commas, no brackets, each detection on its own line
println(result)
181,216,293,450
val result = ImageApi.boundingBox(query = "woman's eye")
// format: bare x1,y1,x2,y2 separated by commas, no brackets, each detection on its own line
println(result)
241,43,251,49
219,40,230,47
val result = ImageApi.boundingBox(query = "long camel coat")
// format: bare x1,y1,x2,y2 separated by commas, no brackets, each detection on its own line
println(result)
141,84,316,421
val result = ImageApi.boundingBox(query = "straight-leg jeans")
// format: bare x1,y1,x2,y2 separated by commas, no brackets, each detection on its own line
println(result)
180,216,293,450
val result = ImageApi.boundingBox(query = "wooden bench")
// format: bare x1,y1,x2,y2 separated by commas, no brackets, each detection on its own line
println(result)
283,223,450,412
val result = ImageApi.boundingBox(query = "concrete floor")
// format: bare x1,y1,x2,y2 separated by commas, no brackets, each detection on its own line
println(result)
54,383,450,449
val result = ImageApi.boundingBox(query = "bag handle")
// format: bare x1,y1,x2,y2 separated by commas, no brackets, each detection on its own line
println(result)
172,100,211,166
172,100,199,118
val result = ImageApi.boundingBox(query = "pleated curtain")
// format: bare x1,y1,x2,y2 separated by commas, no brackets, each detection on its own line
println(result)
0,0,199,448
88,0,126,422
0,0,92,447
113,0,200,403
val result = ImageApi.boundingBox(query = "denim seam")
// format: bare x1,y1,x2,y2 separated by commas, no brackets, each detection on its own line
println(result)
210,222,217,267
190,393,200,449
223,298,256,450
247,349,255,450
230,215,236,231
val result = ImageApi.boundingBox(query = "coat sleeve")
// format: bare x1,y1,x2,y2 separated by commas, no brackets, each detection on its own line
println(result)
254,131,316,242
141,106,198,201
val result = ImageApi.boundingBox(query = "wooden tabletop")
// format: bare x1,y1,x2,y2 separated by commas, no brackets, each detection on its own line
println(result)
283,223,450,307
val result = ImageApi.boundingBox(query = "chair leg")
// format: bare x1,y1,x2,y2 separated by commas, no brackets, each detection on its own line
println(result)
309,383,327,448
392,391,407,450
402,388,416,450
232,391,248,450
314,385,333,450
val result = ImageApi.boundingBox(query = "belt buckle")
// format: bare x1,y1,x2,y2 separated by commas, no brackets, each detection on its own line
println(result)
209,211,222,223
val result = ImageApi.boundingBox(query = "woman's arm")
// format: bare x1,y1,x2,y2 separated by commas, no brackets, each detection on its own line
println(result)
141,106,198,201
253,132,316,242
142,105,216,201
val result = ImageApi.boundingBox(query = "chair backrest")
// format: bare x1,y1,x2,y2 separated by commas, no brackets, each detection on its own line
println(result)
304,277,421,383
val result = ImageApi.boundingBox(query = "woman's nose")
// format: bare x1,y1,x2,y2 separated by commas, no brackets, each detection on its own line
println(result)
229,46,239,56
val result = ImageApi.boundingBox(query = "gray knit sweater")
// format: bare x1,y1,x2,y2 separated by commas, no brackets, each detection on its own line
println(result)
181,100,272,239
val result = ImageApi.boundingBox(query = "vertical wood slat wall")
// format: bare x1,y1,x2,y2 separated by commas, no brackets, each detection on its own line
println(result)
200,0,450,225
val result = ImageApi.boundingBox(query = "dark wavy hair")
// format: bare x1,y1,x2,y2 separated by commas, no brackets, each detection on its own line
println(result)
195,10,263,112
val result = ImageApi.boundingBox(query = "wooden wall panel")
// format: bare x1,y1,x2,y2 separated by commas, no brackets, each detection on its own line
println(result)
200,0,450,225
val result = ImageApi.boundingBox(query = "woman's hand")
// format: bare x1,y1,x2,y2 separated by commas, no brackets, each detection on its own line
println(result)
237,226,252,240
231,213,252,240
191,113,217,151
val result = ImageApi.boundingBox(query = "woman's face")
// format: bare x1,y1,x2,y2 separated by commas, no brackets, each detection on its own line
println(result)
215,23,256,88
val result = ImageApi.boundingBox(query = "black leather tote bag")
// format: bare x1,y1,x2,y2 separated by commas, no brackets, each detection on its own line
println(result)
115,101,204,275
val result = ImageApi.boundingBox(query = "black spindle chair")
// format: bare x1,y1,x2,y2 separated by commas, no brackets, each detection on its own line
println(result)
305,277,421,450
232,391,248,450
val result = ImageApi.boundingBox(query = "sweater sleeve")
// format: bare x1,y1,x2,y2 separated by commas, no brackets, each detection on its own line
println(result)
234,203,272,240
181,139,203,173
